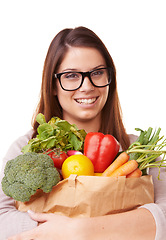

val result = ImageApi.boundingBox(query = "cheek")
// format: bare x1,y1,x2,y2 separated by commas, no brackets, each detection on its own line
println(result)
101,86,109,103
56,87,73,108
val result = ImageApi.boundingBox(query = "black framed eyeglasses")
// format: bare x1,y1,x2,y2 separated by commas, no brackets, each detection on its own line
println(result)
54,67,112,91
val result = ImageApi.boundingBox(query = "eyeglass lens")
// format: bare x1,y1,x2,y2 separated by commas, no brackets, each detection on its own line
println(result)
59,68,110,91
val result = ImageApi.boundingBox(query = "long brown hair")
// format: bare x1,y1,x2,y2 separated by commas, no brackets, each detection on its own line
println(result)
32,26,130,150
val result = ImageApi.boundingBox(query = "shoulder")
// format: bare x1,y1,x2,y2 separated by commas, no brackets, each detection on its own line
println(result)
1,129,34,176
5,129,34,158
118,134,137,151
128,134,138,144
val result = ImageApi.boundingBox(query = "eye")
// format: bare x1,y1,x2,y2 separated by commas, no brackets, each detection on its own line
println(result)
64,72,80,79
91,69,104,77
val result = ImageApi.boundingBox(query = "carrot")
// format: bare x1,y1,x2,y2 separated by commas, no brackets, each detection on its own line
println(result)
108,160,138,177
126,168,142,178
102,152,130,177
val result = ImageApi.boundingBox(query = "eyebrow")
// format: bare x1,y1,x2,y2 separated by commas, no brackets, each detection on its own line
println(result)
61,64,106,73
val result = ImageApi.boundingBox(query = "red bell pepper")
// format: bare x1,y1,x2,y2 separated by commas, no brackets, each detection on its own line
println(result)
84,132,120,173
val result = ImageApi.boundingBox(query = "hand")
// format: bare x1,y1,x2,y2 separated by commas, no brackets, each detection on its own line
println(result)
7,211,78,240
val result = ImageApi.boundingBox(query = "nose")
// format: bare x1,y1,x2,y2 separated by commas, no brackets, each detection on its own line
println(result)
79,76,95,91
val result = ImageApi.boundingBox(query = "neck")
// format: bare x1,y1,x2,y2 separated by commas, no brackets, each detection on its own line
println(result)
76,119,100,133
63,116,101,133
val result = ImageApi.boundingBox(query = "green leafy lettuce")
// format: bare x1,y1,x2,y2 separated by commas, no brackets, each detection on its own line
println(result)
22,113,87,153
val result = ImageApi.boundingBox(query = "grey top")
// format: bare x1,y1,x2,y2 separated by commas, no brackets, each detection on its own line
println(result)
0,130,166,240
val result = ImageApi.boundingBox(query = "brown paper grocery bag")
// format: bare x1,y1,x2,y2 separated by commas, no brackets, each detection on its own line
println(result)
16,175,154,217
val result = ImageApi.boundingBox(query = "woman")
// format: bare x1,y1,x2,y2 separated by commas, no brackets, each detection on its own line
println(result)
0,27,165,240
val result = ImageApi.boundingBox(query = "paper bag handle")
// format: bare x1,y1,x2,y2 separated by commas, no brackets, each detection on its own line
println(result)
68,174,77,188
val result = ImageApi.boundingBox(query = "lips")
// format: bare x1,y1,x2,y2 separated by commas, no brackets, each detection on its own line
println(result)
75,97,98,104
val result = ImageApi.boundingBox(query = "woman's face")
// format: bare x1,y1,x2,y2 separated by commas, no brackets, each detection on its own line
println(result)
55,47,109,128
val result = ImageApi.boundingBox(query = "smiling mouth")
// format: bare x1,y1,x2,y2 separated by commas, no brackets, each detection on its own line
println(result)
75,97,98,104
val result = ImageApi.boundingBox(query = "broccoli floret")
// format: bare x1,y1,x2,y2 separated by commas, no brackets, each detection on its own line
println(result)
1,152,60,202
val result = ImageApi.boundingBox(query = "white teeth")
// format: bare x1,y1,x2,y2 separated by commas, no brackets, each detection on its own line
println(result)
76,98,97,104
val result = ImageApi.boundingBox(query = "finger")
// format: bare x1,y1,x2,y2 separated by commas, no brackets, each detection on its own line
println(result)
28,210,53,223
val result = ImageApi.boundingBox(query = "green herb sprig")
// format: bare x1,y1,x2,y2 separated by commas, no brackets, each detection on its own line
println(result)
126,127,166,178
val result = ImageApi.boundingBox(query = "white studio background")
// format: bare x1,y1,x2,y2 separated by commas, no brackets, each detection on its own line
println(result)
0,0,166,171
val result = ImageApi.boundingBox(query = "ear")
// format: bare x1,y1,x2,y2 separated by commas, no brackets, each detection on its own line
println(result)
53,88,57,96
52,80,57,96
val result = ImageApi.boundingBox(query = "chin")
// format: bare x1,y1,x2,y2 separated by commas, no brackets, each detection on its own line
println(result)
77,112,100,122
